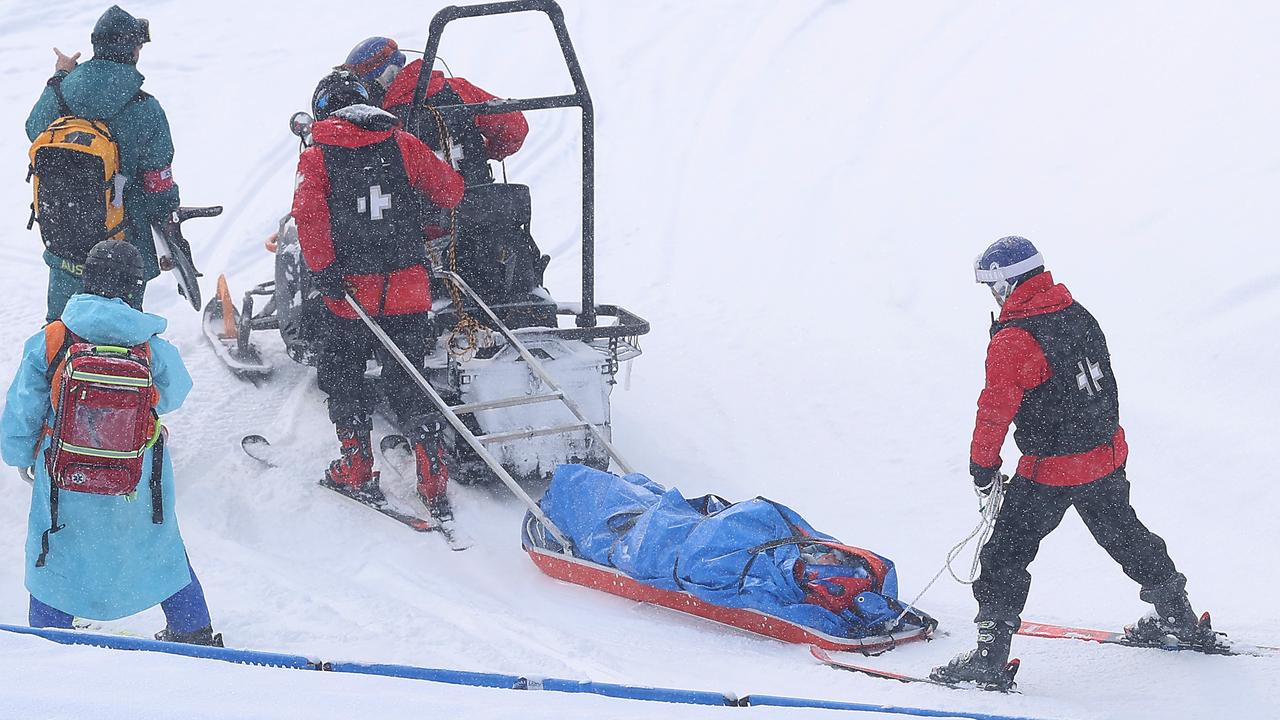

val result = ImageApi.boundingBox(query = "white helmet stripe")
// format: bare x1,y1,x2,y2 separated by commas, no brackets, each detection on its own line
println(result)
974,252,1044,283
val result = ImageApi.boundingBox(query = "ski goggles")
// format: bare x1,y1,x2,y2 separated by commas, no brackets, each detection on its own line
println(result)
374,62,403,91
974,251,1043,303
315,83,371,113
973,252,1043,285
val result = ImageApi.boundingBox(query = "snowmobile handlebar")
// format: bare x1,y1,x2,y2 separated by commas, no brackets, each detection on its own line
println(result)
176,206,223,223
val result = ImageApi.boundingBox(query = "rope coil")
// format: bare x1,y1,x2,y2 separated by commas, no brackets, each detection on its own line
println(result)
894,475,1008,624
422,104,492,362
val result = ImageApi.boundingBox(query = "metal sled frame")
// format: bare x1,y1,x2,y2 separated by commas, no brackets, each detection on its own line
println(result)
523,544,935,654
346,259,647,547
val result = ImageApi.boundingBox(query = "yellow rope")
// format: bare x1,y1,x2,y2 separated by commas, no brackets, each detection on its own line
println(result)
422,105,490,361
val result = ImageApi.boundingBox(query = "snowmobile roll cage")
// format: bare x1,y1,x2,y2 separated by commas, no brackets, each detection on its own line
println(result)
412,0,600,329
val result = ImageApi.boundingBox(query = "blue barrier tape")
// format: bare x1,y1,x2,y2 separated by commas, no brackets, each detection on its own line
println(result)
0,623,317,670
744,694,1047,720
0,624,1048,719
537,677,736,706
325,661,523,690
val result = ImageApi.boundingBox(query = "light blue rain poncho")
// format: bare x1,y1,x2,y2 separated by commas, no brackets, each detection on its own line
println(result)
1,294,193,620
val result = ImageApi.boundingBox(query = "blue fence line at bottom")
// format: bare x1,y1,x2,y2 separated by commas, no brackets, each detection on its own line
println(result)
0,623,1048,720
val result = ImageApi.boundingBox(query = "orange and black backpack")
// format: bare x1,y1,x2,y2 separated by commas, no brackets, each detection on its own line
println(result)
35,320,164,567
26,76,140,266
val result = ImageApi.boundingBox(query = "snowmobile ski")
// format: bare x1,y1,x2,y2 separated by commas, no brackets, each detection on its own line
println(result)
240,434,460,541
202,275,271,378
378,434,473,551
1018,616,1275,657
810,646,1019,693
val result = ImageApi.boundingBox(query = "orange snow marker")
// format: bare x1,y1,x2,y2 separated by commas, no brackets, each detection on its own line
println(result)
215,275,236,339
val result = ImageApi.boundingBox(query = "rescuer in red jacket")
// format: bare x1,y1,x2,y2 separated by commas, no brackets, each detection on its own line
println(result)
931,237,1217,690
343,37,528,187
291,70,464,522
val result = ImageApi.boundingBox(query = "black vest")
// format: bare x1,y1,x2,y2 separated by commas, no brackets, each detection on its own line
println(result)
992,301,1119,457
412,82,493,187
320,136,426,275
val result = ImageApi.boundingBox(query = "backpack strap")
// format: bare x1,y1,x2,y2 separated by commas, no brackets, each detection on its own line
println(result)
47,75,71,117
43,322,74,411
150,427,164,525
34,479,63,568
35,321,74,568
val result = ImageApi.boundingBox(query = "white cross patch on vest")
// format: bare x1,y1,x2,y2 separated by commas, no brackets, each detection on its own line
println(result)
356,185,392,221
433,143,465,169
1076,357,1105,396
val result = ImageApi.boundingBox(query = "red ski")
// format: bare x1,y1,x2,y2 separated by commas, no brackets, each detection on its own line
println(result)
1018,616,1277,658
810,646,1019,693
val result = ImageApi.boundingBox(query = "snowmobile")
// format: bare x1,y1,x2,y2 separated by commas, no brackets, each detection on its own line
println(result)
204,0,648,487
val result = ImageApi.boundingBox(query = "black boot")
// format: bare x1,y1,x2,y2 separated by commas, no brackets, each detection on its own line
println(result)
1127,573,1220,648
930,619,1018,691
155,625,224,647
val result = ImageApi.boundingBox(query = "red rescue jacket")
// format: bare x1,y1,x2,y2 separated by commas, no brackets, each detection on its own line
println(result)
382,60,529,161
292,110,464,319
970,272,1128,486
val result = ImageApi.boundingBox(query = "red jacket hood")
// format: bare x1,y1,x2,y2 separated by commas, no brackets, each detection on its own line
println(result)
311,117,394,148
382,59,448,110
998,271,1073,322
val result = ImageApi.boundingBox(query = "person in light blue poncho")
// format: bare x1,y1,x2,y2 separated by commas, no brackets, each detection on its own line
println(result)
1,240,220,646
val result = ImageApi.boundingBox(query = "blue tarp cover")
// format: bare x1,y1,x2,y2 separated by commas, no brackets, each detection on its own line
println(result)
531,465,929,639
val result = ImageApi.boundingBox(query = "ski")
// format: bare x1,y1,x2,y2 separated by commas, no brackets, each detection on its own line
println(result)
241,434,281,467
809,646,1019,693
240,434,458,540
377,434,473,551
1018,616,1277,658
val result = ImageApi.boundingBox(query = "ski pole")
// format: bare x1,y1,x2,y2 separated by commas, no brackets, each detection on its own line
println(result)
343,293,575,550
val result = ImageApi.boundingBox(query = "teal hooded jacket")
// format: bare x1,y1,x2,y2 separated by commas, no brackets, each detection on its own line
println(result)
26,59,181,280
1,294,193,620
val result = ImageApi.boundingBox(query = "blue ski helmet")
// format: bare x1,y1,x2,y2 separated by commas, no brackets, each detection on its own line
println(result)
974,236,1044,305
344,37,406,88
311,70,371,120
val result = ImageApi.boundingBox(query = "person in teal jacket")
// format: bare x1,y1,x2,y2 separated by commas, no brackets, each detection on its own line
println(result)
26,5,181,322
1,240,219,645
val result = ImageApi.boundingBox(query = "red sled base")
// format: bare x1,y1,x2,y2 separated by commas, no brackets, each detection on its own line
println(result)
524,544,935,654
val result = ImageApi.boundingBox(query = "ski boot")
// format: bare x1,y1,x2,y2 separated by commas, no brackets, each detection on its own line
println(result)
411,420,452,522
155,625,224,647
1126,573,1227,651
930,619,1020,691
320,417,384,505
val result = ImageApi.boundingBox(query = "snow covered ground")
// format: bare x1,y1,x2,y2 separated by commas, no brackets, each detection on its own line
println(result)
1,1,1278,718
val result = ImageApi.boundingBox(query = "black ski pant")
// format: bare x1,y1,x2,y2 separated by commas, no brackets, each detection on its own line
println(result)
972,467,1179,625
316,311,435,427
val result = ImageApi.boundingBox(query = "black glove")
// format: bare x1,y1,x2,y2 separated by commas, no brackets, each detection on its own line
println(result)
969,460,1001,497
313,268,349,299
